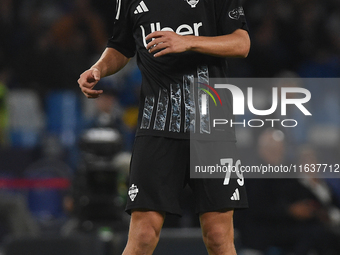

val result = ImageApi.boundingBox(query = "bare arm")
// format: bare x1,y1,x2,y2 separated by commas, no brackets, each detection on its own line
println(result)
78,48,130,98
146,29,250,58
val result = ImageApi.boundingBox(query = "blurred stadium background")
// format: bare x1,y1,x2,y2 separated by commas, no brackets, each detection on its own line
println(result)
0,0,340,254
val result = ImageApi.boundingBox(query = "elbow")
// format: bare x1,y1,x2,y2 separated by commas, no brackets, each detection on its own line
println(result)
239,37,251,58
242,44,250,58
233,30,250,58
223,29,251,58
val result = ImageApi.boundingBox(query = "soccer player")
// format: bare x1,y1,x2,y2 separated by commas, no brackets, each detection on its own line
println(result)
78,0,250,254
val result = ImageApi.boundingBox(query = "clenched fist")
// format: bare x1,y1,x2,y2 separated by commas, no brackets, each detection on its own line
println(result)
78,68,103,98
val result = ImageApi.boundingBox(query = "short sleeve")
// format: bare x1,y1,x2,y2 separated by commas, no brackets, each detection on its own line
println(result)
216,0,249,35
107,0,136,58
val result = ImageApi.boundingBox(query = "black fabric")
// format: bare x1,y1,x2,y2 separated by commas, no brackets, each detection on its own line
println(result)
126,136,248,215
107,0,248,140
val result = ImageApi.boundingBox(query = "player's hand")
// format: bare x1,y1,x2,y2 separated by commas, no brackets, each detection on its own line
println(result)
146,31,192,57
78,68,103,98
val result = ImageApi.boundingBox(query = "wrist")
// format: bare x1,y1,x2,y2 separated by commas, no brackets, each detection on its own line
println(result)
186,35,201,52
185,35,196,51
90,66,104,78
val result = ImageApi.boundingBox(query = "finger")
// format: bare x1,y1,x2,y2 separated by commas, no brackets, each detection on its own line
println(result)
78,74,97,88
86,93,101,99
86,74,98,83
91,68,101,81
82,87,103,96
149,42,168,54
146,38,164,50
84,89,103,96
78,79,98,89
153,47,172,57
145,31,164,41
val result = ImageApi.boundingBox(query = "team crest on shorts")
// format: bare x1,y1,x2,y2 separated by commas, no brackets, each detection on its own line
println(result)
128,184,139,201
185,0,199,8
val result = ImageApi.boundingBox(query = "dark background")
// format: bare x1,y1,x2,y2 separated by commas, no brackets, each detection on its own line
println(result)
0,0,340,254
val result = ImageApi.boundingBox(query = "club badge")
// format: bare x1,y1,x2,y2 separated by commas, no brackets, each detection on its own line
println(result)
228,7,245,20
185,0,199,8
128,184,139,201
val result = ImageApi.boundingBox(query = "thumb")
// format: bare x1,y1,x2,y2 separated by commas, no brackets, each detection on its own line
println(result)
92,68,101,81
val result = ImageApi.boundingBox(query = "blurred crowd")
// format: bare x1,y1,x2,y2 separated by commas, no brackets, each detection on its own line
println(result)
1,0,340,88
0,0,340,254
0,0,340,146
235,128,340,255
1,0,112,91
236,0,340,77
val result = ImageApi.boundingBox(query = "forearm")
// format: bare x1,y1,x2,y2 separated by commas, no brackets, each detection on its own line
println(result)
91,47,130,77
188,29,250,58
146,29,250,58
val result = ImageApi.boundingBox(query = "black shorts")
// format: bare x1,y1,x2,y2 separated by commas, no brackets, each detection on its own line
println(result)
126,136,248,215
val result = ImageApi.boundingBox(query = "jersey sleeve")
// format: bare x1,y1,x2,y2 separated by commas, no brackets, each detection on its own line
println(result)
107,0,136,58
216,0,249,35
